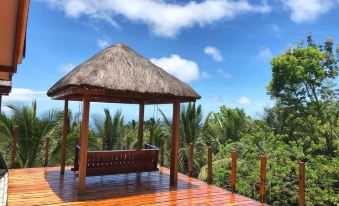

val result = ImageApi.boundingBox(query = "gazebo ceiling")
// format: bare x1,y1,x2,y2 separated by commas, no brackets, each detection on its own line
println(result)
47,44,201,104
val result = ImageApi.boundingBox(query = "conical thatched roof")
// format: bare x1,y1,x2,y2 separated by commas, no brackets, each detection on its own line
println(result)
47,44,200,104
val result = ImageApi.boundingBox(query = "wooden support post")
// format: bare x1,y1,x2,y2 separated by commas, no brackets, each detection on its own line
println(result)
44,138,50,167
188,143,193,177
160,139,164,166
60,100,69,174
137,103,145,150
259,155,267,204
230,150,237,193
170,101,180,186
207,146,212,184
299,162,305,206
11,126,18,168
78,96,90,195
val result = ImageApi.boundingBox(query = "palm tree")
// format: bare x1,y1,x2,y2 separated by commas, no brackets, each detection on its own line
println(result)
213,106,248,144
161,103,211,176
123,120,137,149
92,109,124,150
48,110,100,167
0,101,63,168
144,118,166,147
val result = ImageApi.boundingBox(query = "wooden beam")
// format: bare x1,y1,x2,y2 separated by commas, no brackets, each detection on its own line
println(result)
11,126,18,168
170,101,180,186
13,0,29,69
137,103,145,150
188,143,193,177
0,65,13,72
78,95,90,195
49,87,198,105
207,147,212,184
0,72,12,81
230,151,237,193
259,155,267,204
299,162,305,206
60,100,69,174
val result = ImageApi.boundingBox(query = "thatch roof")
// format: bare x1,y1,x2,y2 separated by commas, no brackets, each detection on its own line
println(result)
0,80,11,95
47,44,201,104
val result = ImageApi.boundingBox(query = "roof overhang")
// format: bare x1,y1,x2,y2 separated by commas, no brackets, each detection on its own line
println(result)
0,0,29,81
48,87,198,105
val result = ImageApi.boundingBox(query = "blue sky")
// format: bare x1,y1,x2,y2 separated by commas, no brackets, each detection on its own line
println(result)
3,0,339,121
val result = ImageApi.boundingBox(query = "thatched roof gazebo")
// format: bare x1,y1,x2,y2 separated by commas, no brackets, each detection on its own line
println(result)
47,44,200,195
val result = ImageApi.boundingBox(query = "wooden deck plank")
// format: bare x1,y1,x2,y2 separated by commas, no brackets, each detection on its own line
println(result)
8,166,263,206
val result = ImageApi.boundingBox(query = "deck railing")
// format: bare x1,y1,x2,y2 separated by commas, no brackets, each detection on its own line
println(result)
0,152,8,206
188,145,306,206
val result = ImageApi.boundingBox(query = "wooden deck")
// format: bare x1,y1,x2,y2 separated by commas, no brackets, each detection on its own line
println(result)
8,166,263,206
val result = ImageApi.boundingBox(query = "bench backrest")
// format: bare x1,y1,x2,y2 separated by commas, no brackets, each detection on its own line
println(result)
72,145,159,176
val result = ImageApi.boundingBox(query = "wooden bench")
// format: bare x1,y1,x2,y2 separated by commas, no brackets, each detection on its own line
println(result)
72,144,159,176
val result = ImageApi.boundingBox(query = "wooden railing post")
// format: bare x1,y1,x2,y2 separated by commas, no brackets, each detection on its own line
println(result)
299,162,305,206
188,143,193,177
11,126,19,168
259,155,267,204
230,150,237,193
207,146,212,184
160,139,164,166
44,137,50,167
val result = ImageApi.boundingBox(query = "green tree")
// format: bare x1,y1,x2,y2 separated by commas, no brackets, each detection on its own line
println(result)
92,109,124,150
213,106,248,144
267,35,338,155
161,103,211,176
0,101,63,168
123,120,137,149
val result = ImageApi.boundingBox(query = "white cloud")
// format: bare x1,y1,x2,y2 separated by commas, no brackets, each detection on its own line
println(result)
59,63,76,73
283,0,336,23
41,0,271,37
258,48,273,60
216,69,232,78
150,54,200,82
237,96,252,105
201,71,211,79
3,88,47,101
204,46,223,61
97,38,110,48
